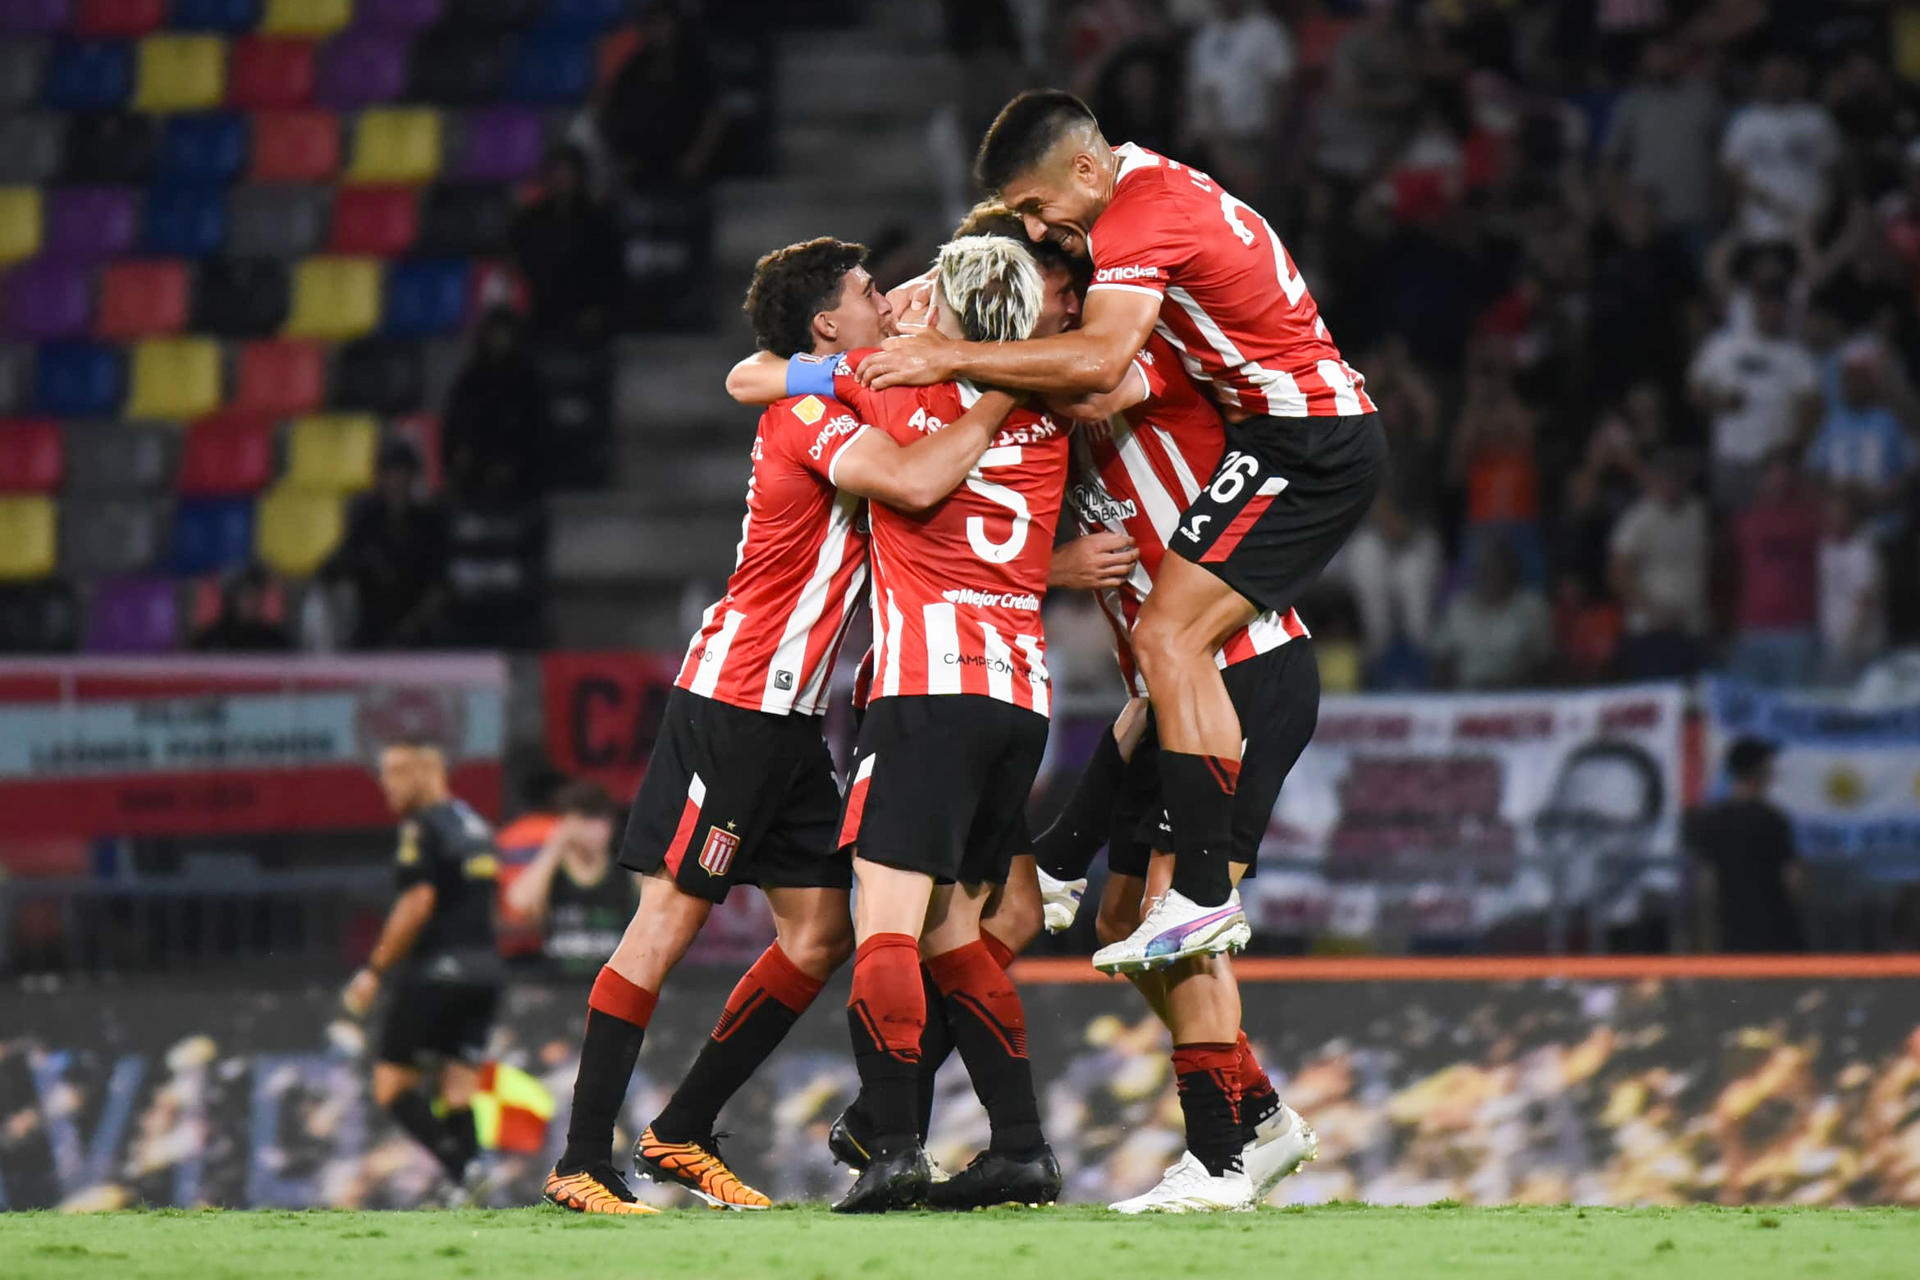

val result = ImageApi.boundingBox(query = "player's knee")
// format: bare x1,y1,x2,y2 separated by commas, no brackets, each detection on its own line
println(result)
989,897,1042,957
783,922,854,978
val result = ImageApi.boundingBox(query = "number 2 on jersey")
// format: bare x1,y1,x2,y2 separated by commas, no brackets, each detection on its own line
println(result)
1219,191,1306,307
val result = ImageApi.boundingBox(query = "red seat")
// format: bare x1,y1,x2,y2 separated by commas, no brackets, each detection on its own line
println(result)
228,38,318,110
250,110,341,182
177,411,276,496
0,420,64,493
96,260,191,338
77,0,168,36
233,339,326,416
328,185,420,256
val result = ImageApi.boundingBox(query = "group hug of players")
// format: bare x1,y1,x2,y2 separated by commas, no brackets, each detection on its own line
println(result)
353,88,1385,1215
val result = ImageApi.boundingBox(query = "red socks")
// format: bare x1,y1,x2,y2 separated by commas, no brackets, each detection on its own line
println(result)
588,964,657,1028
847,933,926,1149
926,939,1043,1154
1172,1041,1245,1177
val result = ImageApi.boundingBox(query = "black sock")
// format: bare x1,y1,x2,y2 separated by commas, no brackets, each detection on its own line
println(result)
847,934,924,1154
1162,751,1238,907
1033,729,1126,881
926,942,1044,1156
559,968,656,1172
388,1091,468,1181
915,966,955,1139
444,1105,479,1170
1173,1043,1244,1177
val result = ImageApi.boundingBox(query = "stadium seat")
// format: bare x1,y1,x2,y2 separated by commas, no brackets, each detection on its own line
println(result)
170,495,254,574
44,186,140,258
60,494,165,576
192,256,290,335
357,0,442,31
159,112,248,183
63,419,175,492
382,258,468,337
416,182,510,255
328,184,418,256
0,40,45,110
226,184,327,257
84,574,178,651
0,0,75,35
0,114,66,184
408,30,508,105
172,0,262,34
286,255,380,339
96,259,190,338
256,483,343,575
3,258,92,338
77,0,167,38
127,336,221,419
0,419,63,492
134,34,227,112
331,338,423,412
0,343,31,413
232,339,323,415
142,184,226,255
448,105,541,182
316,30,410,109
227,37,315,110
286,412,377,490
348,107,441,183
0,578,79,651
33,340,123,417
507,33,592,105
60,112,157,184
249,109,340,182
0,188,43,263
0,494,57,580
43,39,133,111
177,410,275,495
261,0,352,37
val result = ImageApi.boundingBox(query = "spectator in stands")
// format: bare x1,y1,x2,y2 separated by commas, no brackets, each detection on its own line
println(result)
1688,279,1821,508
1183,0,1295,203
1329,490,1441,679
322,441,450,650
1431,536,1553,690
1589,183,1699,396
1819,487,1887,685
191,564,292,652
1720,52,1842,245
1602,39,1723,249
1089,41,1181,160
1685,737,1804,953
1450,343,1543,578
501,781,636,982
1311,0,1423,188
1806,339,1915,524
1727,451,1822,687
443,307,546,499
510,145,625,343
600,4,732,192
1609,451,1710,679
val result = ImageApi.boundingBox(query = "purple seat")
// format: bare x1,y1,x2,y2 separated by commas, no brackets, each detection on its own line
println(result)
85,576,179,652
451,106,542,182
0,0,73,35
355,0,442,31
44,187,140,259
315,31,410,110
4,259,92,339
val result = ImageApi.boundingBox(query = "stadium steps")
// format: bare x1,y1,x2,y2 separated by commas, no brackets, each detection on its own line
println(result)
547,494,743,585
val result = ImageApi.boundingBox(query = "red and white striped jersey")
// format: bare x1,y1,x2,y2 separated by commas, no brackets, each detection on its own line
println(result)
1070,333,1308,697
1088,143,1375,420
831,348,1069,715
675,393,871,716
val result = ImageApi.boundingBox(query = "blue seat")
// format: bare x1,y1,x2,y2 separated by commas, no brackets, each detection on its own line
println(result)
143,185,227,256
33,341,126,417
44,39,133,111
159,112,249,184
170,496,256,574
505,33,592,105
171,0,264,31
383,258,469,337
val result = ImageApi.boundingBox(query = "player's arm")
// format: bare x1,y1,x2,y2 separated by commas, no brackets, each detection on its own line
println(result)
725,350,787,406
831,390,1021,514
343,882,437,1015
859,287,1162,396
1050,532,1138,589
1047,357,1152,422
501,828,565,925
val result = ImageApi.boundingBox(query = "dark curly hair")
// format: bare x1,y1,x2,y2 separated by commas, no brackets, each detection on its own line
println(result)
974,89,1098,195
953,199,1089,291
742,237,868,357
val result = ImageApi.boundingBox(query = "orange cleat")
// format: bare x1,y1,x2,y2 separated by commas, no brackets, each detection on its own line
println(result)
543,1165,659,1215
635,1127,772,1210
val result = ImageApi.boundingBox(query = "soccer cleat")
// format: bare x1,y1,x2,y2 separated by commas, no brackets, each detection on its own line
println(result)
636,1127,772,1210
1091,889,1251,973
831,1143,931,1214
543,1164,659,1215
1242,1103,1318,1200
1035,867,1087,933
827,1107,874,1172
926,1146,1062,1210
1109,1151,1256,1214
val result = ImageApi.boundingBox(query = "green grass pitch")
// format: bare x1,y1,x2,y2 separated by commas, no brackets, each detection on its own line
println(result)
8,1204,1919,1280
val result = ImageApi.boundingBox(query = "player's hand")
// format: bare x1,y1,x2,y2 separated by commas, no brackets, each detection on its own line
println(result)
342,968,381,1018
860,332,956,389
887,277,935,335
1050,532,1138,590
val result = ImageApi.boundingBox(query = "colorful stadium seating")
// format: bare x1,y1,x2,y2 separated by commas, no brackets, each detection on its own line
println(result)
0,493,59,579
259,0,351,39
0,419,63,492
227,35,313,108
126,335,220,418
78,0,167,40
44,185,139,257
250,108,339,181
329,183,418,255
286,254,380,339
34,340,124,416
169,494,254,573
177,409,274,494
256,483,343,576
84,574,176,649
317,29,408,108
348,107,440,183
4,258,92,337
232,339,324,416
62,419,175,492
0,186,43,261
134,33,225,110
96,259,189,337
286,411,377,490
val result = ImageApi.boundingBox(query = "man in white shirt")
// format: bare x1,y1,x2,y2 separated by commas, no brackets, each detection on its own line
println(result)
1610,452,1710,678
1604,40,1723,241
1184,0,1295,200
1688,282,1822,507
1720,53,1841,244
1819,489,1886,685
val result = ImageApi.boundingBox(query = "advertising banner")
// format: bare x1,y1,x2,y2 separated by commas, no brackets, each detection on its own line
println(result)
539,651,681,800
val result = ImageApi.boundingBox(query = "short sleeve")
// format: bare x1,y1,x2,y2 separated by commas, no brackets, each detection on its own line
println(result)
394,819,433,889
829,348,880,422
777,394,870,483
1609,505,1646,560
1133,338,1173,404
1088,180,1195,301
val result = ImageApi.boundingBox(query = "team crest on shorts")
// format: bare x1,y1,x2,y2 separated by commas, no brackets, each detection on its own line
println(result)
698,826,741,877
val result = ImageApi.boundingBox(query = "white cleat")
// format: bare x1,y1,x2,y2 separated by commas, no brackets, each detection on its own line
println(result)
1243,1103,1318,1199
1110,1152,1256,1214
1091,889,1251,973
1035,867,1087,933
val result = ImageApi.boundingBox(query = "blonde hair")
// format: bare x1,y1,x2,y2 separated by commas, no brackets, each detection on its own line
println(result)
936,235,1044,344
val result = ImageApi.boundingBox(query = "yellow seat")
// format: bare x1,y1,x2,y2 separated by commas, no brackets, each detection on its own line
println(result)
0,495,57,581
134,35,227,112
0,187,42,263
260,0,352,37
126,337,222,420
256,485,345,577
286,414,379,492
348,107,441,183
285,256,381,340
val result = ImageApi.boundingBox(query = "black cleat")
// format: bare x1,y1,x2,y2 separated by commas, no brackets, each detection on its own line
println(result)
926,1146,1062,1210
828,1107,875,1172
831,1144,931,1214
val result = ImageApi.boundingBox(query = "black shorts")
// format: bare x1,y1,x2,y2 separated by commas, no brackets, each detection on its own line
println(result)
619,687,849,904
838,694,1048,886
1170,413,1385,615
378,975,500,1068
1109,638,1320,879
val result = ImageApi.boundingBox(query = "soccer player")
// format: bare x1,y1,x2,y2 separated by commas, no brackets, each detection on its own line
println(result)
543,238,1023,1215
343,742,504,1197
859,90,1384,974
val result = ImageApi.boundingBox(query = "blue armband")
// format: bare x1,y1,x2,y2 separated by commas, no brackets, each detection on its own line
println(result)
786,354,838,399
